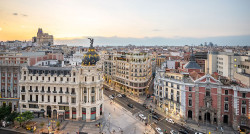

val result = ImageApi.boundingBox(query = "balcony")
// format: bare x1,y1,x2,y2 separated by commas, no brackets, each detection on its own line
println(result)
21,90,25,92
34,90,39,92
65,91,69,94
53,91,57,93
47,91,51,93
58,102,69,105
28,90,33,92
71,92,76,95
28,100,38,103
41,90,45,93
59,91,63,93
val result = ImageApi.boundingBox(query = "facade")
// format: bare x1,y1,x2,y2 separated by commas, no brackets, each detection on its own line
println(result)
35,28,53,46
154,57,250,131
104,51,152,96
19,41,104,121
208,52,241,79
0,52,63,111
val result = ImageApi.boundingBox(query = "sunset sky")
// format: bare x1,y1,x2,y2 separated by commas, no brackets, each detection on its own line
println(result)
0,0,250,46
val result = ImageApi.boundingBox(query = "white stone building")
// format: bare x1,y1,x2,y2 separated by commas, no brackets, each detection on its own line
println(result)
19,42,104,121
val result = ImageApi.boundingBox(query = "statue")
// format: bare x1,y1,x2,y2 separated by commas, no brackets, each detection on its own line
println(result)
88,38,94,47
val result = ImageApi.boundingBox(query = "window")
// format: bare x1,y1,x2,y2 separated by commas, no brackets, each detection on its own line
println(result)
42,95,44,101
60,87,62,93
54,96,56,102
225,97,228,102
60,96,62,102
242,93,246,98
22,95,25,100
30,76,32,80
30,95,32,101
42,86,44,92
242,100,246,104
72,88,75,94
84,87,87,93
48,95,50,102
61,77,63,81
92,76,94,81
84,96,87,103
189,100,192,106
71,98,76,103
73,78,75,82
91,96,95,103
225,90,228,95
188,94,192,98
91,87,95,93
242,107,246,114
177,85,180,89
54,77,56,81
36,95,38,101
206,90,210,96
225,104,228,111
166,82,168,86
48,87,50,92
85,76,87,82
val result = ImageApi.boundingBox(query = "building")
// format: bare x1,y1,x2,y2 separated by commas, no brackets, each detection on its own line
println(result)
103,50,153,96
208,52,241,79
0,52,63,112
19,40,104,121
154,53,250,131
34,28,53,46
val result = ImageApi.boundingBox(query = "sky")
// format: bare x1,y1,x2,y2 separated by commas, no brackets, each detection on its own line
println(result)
0,0,250,46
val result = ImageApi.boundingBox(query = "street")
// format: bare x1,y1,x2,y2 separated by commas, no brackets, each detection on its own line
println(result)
0,129,23,134
104,87,197,134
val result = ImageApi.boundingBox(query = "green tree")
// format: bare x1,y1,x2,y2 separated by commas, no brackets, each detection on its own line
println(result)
15,115,26,127
0,105,11,120
6,112,19,122
15,111,34,127
56,121,60,130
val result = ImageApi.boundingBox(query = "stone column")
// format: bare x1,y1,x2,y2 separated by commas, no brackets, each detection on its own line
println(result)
5,69,8,97
86,107,91,122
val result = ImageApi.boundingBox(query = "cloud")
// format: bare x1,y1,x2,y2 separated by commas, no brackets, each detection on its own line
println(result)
12,13,28,17
0,27,2,31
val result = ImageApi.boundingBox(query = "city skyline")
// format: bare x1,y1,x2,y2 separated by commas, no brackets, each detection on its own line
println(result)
0,0,250,46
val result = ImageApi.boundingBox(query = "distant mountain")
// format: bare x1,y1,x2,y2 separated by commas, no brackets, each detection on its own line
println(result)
54,35,250,46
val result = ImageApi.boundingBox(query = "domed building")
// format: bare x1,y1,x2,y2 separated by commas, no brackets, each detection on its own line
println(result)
19,38,104,122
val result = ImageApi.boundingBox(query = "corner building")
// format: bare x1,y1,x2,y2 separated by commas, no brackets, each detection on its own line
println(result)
19,43,104,121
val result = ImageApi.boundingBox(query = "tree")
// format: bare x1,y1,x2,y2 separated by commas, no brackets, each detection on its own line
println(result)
15,115,26,127
15,111,34,127
6,112,19,122
56,121,60,130
0,105,11,120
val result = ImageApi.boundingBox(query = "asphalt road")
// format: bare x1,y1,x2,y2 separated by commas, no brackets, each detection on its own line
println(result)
0,129,23,134
103,87,197,134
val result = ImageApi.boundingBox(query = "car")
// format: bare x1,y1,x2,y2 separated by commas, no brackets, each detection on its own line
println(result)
152,115,160,120
147,94,151,98
139,114,146,120
128,103,133,108
155,127,164,134
121,94,126,97
117,94,122,98
166,118,174,124
195,132,204,134
109,95,114,99
142,104,148,109
170,130,178,134
178,129,189,134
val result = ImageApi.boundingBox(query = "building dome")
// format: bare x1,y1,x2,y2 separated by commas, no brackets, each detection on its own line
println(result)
82,38,100,66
